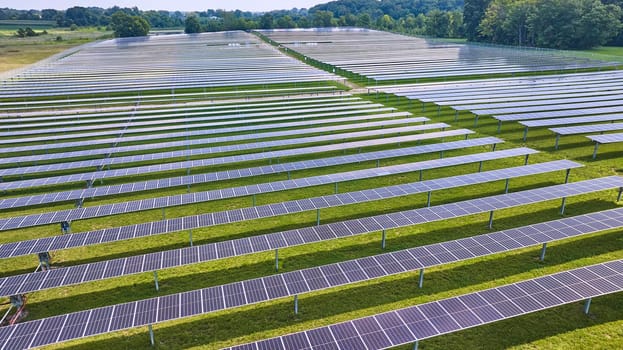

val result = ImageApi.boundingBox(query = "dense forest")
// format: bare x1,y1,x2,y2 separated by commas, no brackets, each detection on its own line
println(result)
1,0,622,49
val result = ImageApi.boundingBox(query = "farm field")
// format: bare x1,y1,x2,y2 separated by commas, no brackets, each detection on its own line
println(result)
0,26,111,74
0,28,621,350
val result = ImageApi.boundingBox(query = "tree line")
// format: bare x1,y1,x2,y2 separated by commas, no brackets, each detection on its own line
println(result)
464,0,623,49
2,0,623,49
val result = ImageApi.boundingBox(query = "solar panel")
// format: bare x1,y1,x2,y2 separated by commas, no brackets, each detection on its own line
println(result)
587,132,623,144
520,114,623,128
0,111,412,155
0,163,602,268
495,106,623,122
1,211,622,349
1,96,358,126
0,160,595,297
550,123,623,136
453,93,623,112
0,137,501,210
0,102,379,138
0,130,474,191
473,100,623,116
0,107,395,146
0,116,424,166
0,148,541,231
224,258,623,350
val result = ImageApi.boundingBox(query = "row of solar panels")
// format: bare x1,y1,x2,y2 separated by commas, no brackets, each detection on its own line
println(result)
374,71,623,157
256,28,616,82
0,180,621,349
0,32,339,98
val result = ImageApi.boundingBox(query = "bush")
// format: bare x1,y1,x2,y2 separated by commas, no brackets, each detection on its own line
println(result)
70,24,78,31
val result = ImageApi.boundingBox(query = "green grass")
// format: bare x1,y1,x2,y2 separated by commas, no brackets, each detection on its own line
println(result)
0,40,622,350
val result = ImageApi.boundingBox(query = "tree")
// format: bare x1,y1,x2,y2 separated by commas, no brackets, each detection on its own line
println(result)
356,13,371,27
259,13,274,29
464,0,492,41
425,10,450,37
184,14,201,33
110,11,150,37
312,10,335,27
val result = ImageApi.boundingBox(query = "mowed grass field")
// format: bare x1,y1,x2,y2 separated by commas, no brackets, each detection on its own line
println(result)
0,38,622,349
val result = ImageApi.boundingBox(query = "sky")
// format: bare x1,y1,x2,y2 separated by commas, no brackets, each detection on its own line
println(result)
4,0,328,12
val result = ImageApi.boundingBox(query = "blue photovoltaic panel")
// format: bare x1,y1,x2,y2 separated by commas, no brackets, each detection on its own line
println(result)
587,132,623,144
224,259,623,350
550,123,623,136
0,115,420,164
0,130,474,191
0,137,501,210
1,96,359,126
495,106,623,122
0,124,433,177
0,147,540,231
470,99,623,116
1,157,582,262
1,213,622,349
0,112,414,157
0,107,397,146
520,114,623,128
3,167,618,300
0,102,377,138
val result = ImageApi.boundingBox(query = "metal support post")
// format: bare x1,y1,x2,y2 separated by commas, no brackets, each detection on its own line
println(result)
592,143,600,160
419,170,423,181
504,179,510,194
153,271,160,292
376,159,380,168
426,191,432,207
294,295,299,314
75,198,84,208
539,243,547,261
287,171,291,180
161,208,165,220
275,249,279,272
334,182,338,194
454,110,458,122
189,230,193,247
617,187,622,202
564,169,571,184
478,161,483,173
316,209,320,226
381,230,386,249
488,211,494,229
252,194,256,207
148,324,155,346
524,154,530,165
413,340,419,350
560,197,567,215
496,121,502,133
418,268,425,288
554,134,561,150
584,298,592,314
492,143,497,151
439,150,444,159
474,115,479,127
522,127,529,142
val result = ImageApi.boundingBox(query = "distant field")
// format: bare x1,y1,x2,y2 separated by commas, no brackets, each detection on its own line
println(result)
0,27,111,73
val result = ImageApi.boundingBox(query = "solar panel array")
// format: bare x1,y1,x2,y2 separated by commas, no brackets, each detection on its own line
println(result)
374,70,623,156
225,258,623,350
0,31,338,98
0,160,583,295
0,147,542,231
1,28,622,350
1,205,621,349
0,137,501,210
257,28,615,82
